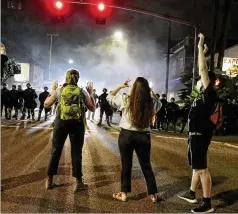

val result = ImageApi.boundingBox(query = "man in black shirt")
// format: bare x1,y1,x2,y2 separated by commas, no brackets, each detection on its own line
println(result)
21,83,38,121
8,85,19,120
98,88,111,126
38,87,50,121
17,85,24,115
1,83,9,119
166,97,180,132
178,33,217,213
156,94,167,130
179,101,191,133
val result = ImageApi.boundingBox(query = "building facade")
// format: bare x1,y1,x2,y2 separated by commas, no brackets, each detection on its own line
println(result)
168,36,195,100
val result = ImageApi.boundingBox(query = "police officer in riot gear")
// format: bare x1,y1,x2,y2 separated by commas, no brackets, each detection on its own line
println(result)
8,85,19,120
21,83,38,121
156,94,167,130
17,85,24,115
98,88,111,126
166,98,180,132
1,83,9,119
38,87,50,121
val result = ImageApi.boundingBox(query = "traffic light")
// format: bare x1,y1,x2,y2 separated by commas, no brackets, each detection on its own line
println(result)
44,0,69,23
55,1,63,9
98,3,105,11
93,1,111,25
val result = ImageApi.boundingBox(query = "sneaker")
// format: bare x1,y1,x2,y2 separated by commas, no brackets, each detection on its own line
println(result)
74,179,88,193
178,191,198,204
191,200,214,213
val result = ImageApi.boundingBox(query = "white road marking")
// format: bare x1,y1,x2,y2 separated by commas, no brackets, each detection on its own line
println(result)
1,124,237,149
1,124,53,130
155,135,186,141
155,135,238,149
224,143,238,149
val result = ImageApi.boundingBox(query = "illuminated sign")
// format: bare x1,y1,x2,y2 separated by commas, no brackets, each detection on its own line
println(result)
14,63,30,82
222,57,238,77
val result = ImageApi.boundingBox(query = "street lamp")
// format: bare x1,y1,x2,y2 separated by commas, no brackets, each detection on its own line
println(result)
149,81,153,88
114,31,123,41
68,59,74,64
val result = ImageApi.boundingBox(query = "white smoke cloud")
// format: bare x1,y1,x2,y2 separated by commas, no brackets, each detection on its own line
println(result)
62,32,167,95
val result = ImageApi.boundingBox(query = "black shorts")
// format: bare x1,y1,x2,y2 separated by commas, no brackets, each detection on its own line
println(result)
188,135,212,169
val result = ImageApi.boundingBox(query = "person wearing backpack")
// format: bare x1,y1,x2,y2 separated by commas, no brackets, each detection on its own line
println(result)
178,33,218,213
44,69,96,192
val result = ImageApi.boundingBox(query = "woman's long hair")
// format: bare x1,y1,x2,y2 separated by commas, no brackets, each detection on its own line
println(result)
126,77,153,129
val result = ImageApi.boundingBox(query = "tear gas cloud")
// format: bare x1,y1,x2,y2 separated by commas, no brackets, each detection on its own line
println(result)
56,32,166,95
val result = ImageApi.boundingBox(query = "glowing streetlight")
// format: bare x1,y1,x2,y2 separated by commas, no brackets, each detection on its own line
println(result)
114,31,123,40
68,59,74,64
149,81,153,88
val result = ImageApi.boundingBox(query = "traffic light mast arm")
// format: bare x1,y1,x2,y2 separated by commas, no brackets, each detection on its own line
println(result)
66,1,196,27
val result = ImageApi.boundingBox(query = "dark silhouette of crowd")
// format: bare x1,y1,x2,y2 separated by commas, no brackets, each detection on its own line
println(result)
1,83,51,121
152,94,238,135
2,83,238,135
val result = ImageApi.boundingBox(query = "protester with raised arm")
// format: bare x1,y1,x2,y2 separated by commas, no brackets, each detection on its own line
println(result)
178,33,218,213
44,69,96,192
107,77,162,203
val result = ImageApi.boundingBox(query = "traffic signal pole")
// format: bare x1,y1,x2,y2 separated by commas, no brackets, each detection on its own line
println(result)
66,1,198,91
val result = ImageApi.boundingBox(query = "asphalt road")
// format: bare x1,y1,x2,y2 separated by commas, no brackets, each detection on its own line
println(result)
1,113,238,213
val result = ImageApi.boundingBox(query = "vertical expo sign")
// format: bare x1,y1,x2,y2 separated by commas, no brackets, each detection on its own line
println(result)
222,57,238,78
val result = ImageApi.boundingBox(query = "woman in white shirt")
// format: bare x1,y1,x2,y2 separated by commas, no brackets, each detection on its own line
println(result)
107,77,162,203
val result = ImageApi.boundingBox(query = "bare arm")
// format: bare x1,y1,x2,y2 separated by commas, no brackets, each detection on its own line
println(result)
198,33,210,89
150,90,160,101
44,81,58,108
110,79,131,96
85,94,96,112
110,86,123,96
85,83,96,112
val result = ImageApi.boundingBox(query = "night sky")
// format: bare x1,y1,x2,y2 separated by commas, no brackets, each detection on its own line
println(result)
1,0,238,92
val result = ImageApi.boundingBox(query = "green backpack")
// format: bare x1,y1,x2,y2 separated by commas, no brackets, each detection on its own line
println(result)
59,85,85,120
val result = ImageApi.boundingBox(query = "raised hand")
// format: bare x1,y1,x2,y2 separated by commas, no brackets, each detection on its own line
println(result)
203,44,209,54
86,82,93,95
51,81,58,92
120,79,131,89
198,33,205,49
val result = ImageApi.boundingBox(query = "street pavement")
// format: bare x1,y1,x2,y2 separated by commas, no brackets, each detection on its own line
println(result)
1,111,238,213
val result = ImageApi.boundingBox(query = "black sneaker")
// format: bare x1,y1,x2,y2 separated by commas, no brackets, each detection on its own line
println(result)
178,191,198,204
191,200,215,213
74,179,88,193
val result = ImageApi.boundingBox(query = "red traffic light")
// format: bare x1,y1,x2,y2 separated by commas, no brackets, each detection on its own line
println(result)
55,1,63,9
98,3,105,11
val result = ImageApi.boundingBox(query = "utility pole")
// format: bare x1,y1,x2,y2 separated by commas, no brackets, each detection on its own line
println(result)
165,21,171,98
47,34,58,80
